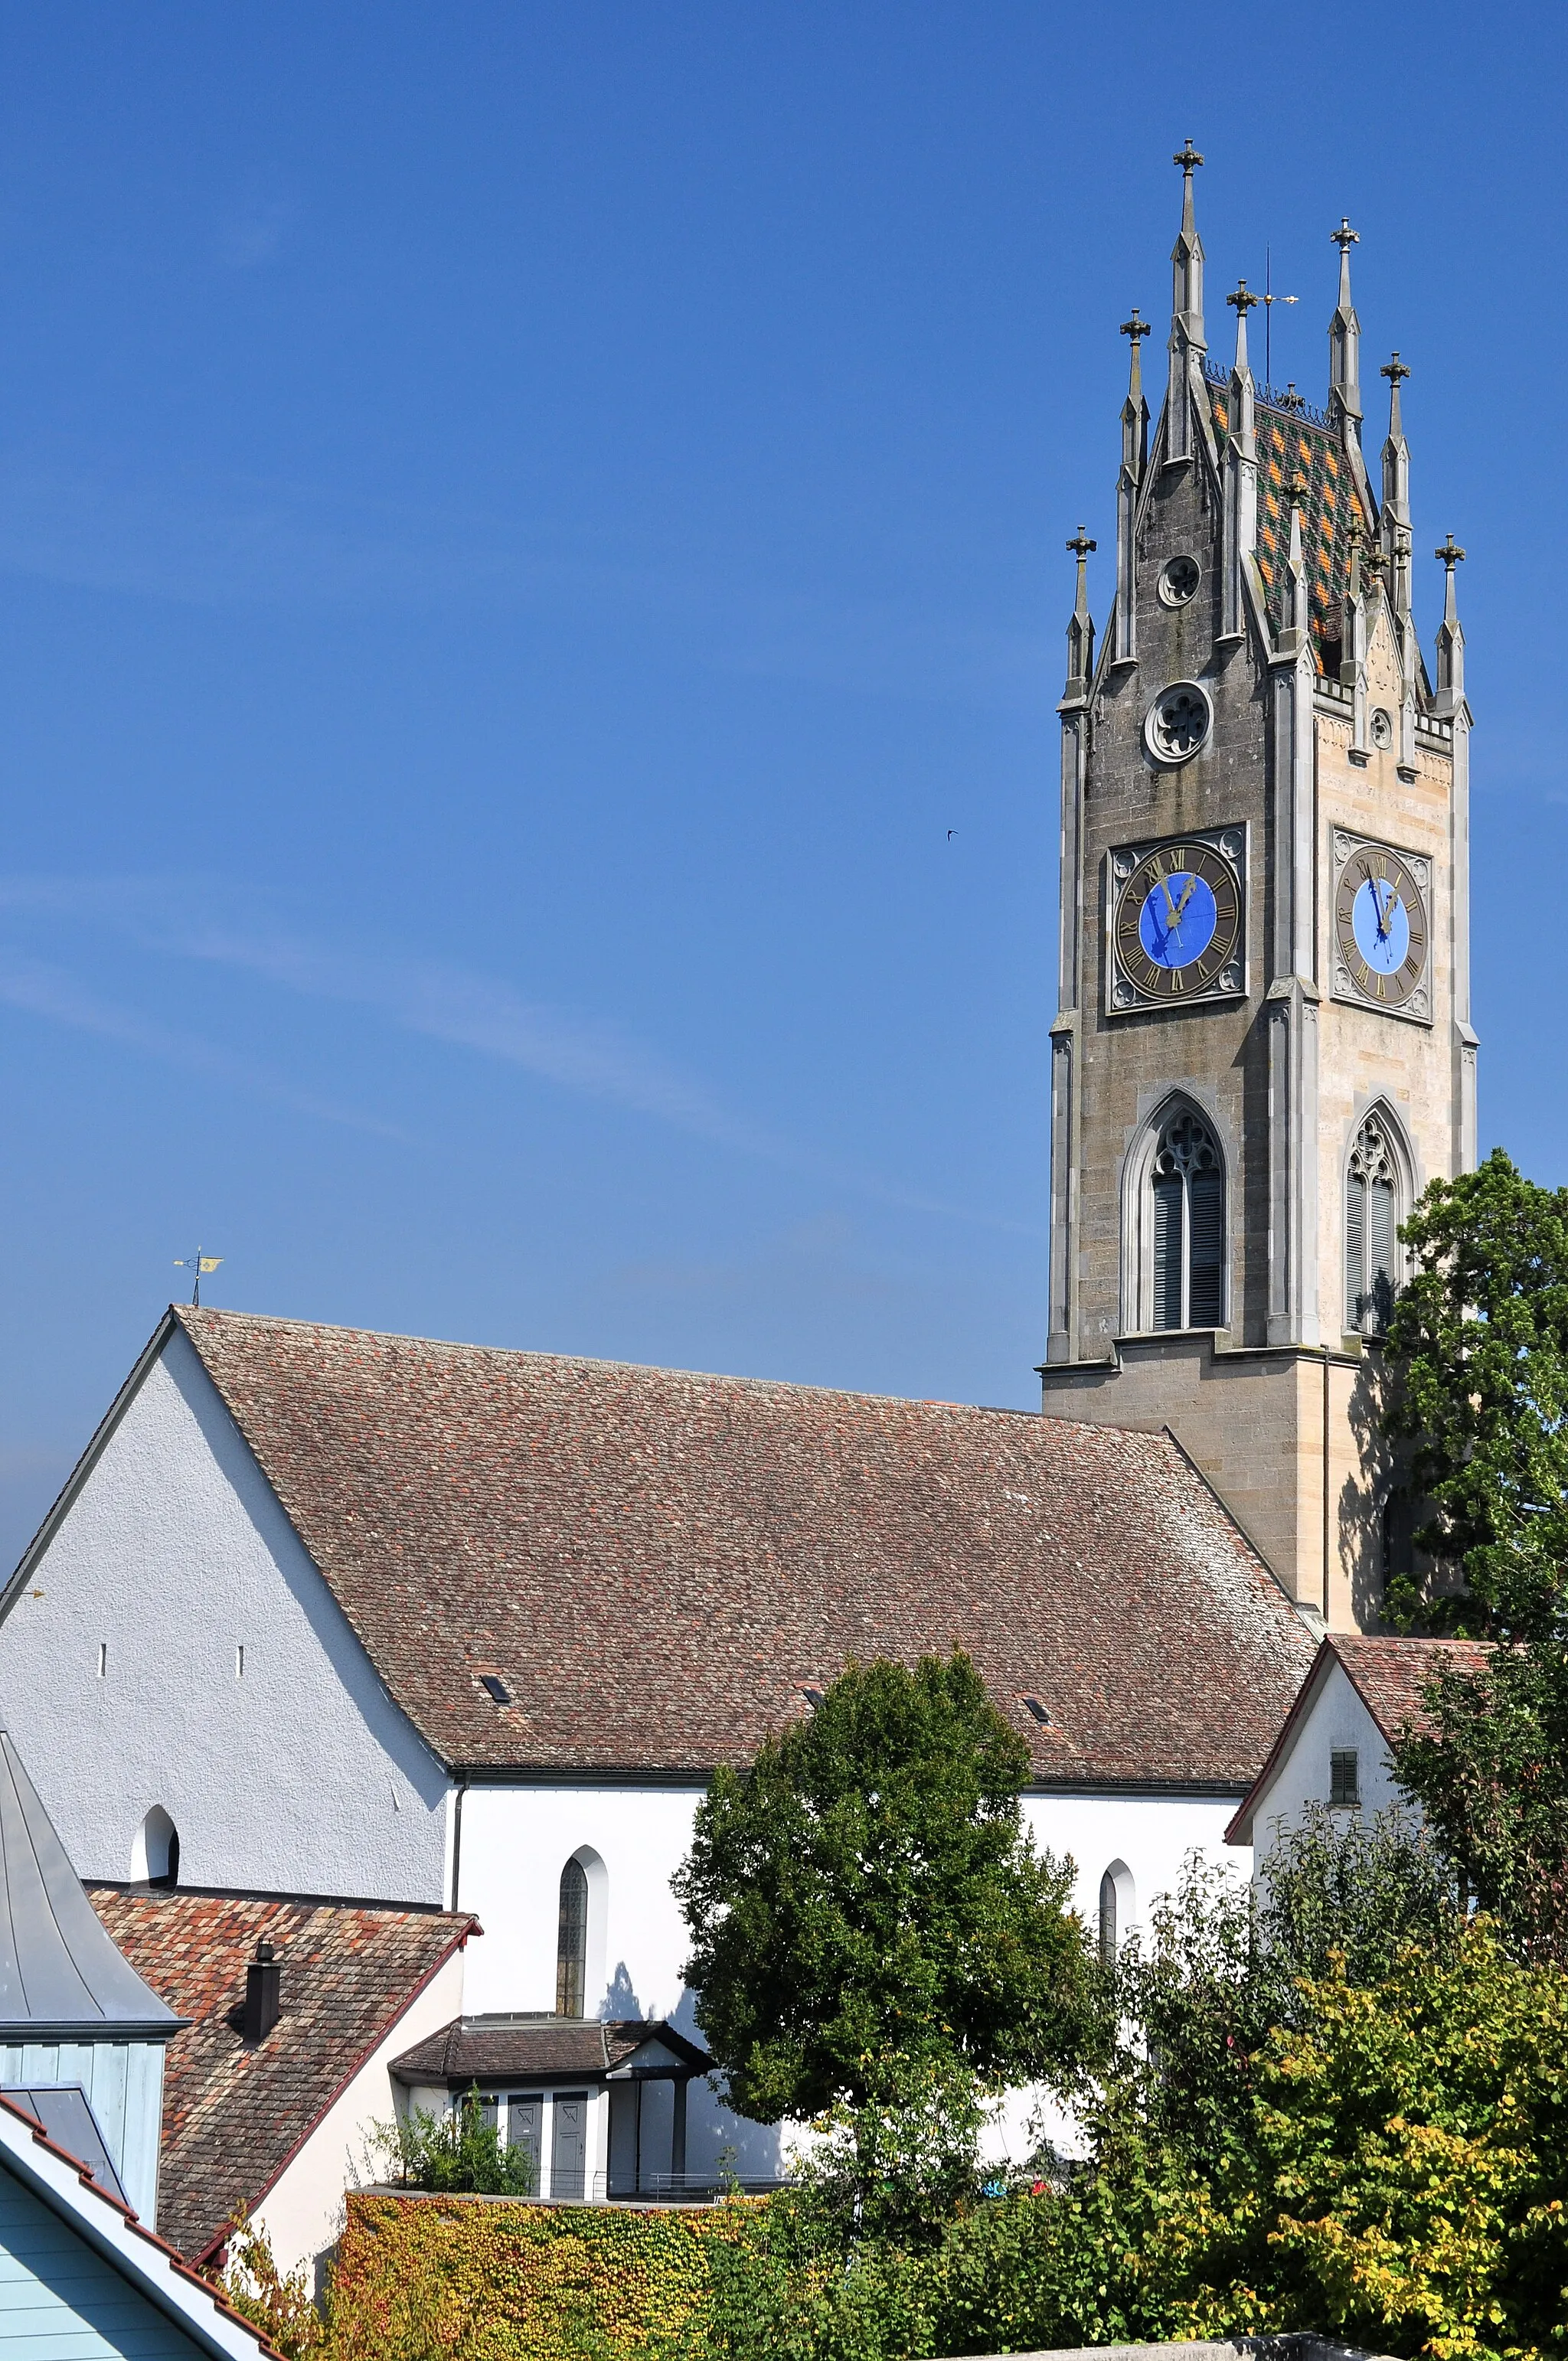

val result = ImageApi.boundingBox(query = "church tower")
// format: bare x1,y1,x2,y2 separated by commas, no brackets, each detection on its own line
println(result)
1038,146,1475,1632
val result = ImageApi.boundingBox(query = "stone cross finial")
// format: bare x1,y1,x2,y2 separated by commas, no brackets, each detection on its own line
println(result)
1173,139,1204,175
1067,527,1097,562
1119,307,1150,343
1287,471,1310,511
1331,218,1359,253
1226,281,1260,315
1435,533,1465,570
1381,352,1411,387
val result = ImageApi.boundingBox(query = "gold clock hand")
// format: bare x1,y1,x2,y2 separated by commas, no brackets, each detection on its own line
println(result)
1375,877,1398,937
1159,874,1179,925
1174,871,1198,919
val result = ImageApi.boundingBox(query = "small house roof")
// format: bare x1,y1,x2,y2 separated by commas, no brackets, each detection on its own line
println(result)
89,1885,476,2265
389,2014,712,2086
0,1732,182,2042
1225,1634,1491,1845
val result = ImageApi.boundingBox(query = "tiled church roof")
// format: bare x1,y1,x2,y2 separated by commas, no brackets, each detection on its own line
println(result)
1207,370,1373,657
88,1883,474,2265
166,1308,1315,1789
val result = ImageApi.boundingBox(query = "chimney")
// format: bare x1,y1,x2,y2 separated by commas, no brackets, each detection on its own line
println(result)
243,1941,282,2044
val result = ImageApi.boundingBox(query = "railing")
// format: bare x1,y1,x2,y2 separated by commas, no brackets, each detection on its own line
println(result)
593,2169,793,2206
1202,357,1332,429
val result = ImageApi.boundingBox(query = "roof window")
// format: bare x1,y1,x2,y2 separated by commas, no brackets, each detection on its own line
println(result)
795,1685,825,1711
1020,1695,1052,1726
479,1675,511,1706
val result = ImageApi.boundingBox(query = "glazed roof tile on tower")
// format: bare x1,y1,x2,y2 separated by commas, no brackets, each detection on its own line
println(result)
119,1307,1320,1786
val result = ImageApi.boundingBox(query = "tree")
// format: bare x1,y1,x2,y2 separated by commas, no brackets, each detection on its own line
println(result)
673,1652,1088,2127
1382,1147,1568,1637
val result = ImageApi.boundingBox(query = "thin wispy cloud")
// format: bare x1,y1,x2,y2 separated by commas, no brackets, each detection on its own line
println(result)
0,940,406,1139
0,875,1044,1236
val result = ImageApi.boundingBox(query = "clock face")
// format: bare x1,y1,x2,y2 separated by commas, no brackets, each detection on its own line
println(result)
1113,840,1243,1002
1334,842,1427,1009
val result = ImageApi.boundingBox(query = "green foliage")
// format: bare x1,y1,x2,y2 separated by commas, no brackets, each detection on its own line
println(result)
1391,1638,1568,1964
1383,1148,1568,1637
323,2190,750,2360
674,1652,1089,2125
216,2208,325,2359
372,2085,539,2196
1149,1922,1568,2361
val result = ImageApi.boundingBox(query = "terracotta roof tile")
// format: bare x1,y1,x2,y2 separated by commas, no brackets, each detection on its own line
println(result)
87,1884,474,2264
169,1308,1315,1788
1330,1633,1492,1742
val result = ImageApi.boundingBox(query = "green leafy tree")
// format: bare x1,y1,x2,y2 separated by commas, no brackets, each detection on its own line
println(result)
1383,1147,1568,1637
674,1653,1089,2127
1390,1640,1568,1964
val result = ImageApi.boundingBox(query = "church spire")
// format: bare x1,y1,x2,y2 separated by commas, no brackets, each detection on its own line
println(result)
1434,533,1465,712
1328,218,1362,434
1113,309,1150,666
1380,353,1413,623
1063,527,1096,701
1165,140,1205,464
1221,281,1259,642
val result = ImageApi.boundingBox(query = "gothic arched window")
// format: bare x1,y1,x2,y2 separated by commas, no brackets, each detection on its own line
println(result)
1346,1112,1401,1334
1151,1109,1223,1330
555,1856,588,2018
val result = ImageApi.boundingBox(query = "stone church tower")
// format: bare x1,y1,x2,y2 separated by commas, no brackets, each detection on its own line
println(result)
1038,145,1474,1632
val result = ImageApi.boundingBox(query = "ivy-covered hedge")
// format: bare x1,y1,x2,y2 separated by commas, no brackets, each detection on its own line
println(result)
325,2190,756,2359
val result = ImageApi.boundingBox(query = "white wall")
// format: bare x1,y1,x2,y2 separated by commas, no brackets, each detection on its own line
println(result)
1243,1662,1398,1853
0,1327,449,1903
456,1778,1250,2182
254,1942,468,2280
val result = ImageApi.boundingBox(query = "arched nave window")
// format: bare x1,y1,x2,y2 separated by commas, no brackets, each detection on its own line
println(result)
1150,1108,1223,1330
1346,1109,1408,1335
1099,1862,1134,1967
556,1856,588,2018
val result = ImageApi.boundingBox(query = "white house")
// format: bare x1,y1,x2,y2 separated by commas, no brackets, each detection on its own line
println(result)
1225,1633,1488,1854
0,1305,1317,2223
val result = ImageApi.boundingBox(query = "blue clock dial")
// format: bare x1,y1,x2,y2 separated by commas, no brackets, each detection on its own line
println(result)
1351,874,1410,974
1138,871,1218,971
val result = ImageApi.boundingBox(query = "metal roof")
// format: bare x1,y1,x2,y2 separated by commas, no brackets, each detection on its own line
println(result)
0,1732,182,2040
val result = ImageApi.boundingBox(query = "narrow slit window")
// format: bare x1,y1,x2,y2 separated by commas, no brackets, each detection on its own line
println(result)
235,1645,244,1680
1098,1869,1118,1968
96,1643,107,1680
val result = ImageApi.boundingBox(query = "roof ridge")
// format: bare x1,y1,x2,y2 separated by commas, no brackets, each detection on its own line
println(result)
175,1303,1056,1423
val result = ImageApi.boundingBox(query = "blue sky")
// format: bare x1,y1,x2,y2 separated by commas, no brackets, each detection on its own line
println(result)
0,2,1560,1561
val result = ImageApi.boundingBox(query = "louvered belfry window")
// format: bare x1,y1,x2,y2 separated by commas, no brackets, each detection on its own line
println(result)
1150,1109,1224,1331
556,1856,588,2018
1346,1115,1399,1334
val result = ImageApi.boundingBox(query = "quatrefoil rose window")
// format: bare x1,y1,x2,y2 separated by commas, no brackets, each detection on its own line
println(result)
1158,554,1201,607
1143,680,1213,767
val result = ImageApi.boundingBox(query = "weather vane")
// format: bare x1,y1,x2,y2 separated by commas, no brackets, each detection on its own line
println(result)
1261,246,1298,397
174,1249,223,1307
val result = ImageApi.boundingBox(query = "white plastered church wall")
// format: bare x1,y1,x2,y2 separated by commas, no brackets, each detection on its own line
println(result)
0,1324,449,1902
253,1943,466,2281
458,1781,1250,2180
